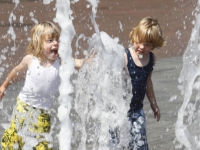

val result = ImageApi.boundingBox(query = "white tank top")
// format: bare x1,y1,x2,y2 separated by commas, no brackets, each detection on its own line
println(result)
18,57,60,110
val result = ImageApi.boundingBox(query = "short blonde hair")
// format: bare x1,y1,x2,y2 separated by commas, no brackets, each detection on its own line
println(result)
129,17,166,49
26,21,60,60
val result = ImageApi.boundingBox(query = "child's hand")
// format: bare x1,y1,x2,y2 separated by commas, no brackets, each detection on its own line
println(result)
150,102,160,121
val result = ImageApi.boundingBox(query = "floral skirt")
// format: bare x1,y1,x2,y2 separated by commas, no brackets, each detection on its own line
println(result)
1,97,52,150
128,108,148,150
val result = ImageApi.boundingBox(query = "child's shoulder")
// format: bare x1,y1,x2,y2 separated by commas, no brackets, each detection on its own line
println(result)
23,54,34,62
149,52,156,64
21,54,34,67
24,54,34,59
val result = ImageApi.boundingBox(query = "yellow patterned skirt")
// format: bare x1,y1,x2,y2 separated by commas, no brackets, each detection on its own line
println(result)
1,97,52,150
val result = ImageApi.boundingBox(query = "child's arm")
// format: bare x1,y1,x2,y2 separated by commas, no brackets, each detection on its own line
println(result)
74,58,85,69
74,58,90,69
146,72,160,121
123,52,130,87
0,55,31,100
74,51,97,69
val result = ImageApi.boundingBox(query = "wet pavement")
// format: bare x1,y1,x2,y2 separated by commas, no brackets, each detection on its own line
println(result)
0,0,198,149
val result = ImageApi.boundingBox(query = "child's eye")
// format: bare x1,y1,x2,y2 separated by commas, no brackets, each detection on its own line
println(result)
46,39,53,43
144,43,152,47
46,39,59,43
143,42,153,47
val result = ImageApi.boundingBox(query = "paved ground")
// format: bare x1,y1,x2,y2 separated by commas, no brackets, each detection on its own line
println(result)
0,0,198,149
145,56,184,150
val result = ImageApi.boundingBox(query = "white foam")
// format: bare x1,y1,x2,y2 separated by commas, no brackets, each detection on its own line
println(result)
176,2,200,149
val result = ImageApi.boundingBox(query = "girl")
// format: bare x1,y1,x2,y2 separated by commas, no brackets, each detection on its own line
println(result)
0,21,84,150
124,17,166,149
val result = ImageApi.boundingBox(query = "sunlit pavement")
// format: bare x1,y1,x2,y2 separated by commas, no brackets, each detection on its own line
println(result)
144,56,184,150
0,0,197,149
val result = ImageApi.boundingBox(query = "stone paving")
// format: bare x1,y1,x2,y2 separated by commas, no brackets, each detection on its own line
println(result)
0,0,198,149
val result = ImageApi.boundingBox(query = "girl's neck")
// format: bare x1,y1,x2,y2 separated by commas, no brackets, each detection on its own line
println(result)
130,47,150,67
39,57,55,68
131,47,149,60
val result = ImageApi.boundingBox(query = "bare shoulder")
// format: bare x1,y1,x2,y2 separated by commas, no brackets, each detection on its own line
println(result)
152,52,156,64
124,52,128,65
21,54,34,68
124,52,127,58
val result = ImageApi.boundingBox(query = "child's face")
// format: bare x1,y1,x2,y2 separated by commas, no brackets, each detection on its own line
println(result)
42,35,59,61
133,42,153,56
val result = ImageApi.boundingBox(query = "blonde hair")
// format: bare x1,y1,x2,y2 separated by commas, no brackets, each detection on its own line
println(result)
26,21,60,60
129,17,166,49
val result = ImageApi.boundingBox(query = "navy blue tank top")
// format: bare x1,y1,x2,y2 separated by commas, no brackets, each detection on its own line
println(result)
125,48,154,113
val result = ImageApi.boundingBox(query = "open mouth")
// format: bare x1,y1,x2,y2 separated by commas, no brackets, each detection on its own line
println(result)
51,50,58,54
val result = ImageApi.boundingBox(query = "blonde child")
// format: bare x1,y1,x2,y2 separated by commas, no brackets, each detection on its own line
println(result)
124,17,166,149
0,21,84,150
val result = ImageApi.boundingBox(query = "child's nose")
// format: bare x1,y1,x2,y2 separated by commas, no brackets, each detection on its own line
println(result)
53,40,59,45
139,43,144,49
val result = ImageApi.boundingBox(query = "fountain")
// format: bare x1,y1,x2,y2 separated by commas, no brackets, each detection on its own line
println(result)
176,0,200,149
55,0,130,149
1,0,199,149
0,0,130,149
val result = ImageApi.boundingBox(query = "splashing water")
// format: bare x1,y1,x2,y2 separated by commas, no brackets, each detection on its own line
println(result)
1,0,131,149
3,0,200,149
0,0,58,149
0,1,20,78
73,32,131,149
176,1,200,149
54,0,76,149
55,0,130,149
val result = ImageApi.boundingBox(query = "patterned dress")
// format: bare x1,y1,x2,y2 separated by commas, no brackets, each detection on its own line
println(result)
125,48,154,150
